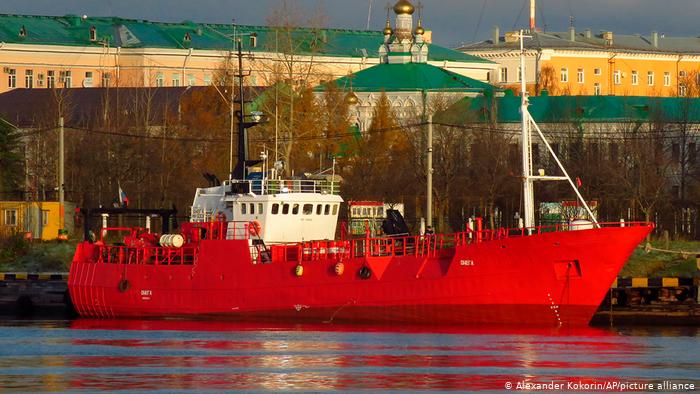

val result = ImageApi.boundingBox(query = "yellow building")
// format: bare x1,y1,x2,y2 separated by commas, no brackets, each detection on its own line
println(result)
0,201,75,240
458,28,700,97
0,13,496,95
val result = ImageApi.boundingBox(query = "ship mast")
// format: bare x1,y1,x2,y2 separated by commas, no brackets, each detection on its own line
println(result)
520,31,535,229
518,31,600,229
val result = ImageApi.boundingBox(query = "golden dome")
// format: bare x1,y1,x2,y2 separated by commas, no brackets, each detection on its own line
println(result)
383,19,393,35
393,0,415,15
414,19,425,35
345,91,359,105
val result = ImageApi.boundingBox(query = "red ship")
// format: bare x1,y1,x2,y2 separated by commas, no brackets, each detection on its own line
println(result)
69,215,651,325
68,29,653,326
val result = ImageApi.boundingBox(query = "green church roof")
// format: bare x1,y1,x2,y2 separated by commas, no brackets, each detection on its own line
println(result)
439,94,700,124
0,14,493,64
316,62,496,93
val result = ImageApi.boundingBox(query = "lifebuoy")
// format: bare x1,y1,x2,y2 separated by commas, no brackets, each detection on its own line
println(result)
249,220,262,235
215,211,227,222
117,279,130,293
359,266,372,280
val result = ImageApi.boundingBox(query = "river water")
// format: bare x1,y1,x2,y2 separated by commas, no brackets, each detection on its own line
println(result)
0,319,697,392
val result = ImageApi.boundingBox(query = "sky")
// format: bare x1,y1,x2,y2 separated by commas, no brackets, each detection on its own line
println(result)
3,0,700,48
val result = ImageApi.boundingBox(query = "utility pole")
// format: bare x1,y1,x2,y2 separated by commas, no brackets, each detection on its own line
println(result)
426,114,433,230
58,116,65,230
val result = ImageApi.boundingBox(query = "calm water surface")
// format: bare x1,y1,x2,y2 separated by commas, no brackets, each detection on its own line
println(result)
0,319,698,392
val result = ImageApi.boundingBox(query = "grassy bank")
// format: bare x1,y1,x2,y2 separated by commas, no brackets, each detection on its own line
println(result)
0,235,76,272
622,240,700,278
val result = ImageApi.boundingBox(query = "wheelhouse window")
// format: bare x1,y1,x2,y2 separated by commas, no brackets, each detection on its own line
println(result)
316,204,322,215
258,203,263,214
303,204,313,215
292,204,300,215
241,204,247,215
324,204,330,215
332,205,339,215
282,204,290,215
249,203,255,215
271,203,279,214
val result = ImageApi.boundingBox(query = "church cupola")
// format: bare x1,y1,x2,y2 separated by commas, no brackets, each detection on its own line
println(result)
393,0,415,15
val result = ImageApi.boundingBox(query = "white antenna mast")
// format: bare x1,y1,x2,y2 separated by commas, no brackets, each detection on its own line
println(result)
366,0,373,30
518,30,599,230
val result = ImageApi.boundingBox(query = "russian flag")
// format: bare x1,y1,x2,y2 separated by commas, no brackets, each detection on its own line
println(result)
118,182,129,208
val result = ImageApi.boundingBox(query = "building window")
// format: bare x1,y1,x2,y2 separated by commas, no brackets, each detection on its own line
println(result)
679,70,687,78
672,143,680,163
203,74,212,86
500,67,508,83
647,71,654,86
679,83,687,97
631,70,638,85
560,68,568,83
594,68,601,76
60,71,72,88
664,71,671,86
577,68,584,83
41,210,49,226
47,70,55,88
25,70,33,88
594,82,601,95
614,70,621,85
8,69,16,88
102,72,111,87
171,73,181,87
155,72,164,87
83,71,93,87
4,209,17,226
186,74,195,87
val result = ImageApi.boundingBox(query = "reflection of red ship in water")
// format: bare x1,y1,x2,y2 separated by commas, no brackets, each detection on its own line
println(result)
68,30,652,326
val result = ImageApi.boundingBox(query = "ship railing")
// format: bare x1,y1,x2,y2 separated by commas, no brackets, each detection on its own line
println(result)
183,221,256,241
95,245,197,266
227,179,341,195
213,221,653,264
464,221,653,243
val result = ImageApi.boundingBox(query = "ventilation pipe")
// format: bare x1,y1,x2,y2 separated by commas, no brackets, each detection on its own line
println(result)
569,26,575,42
493,25,500,46
652,31,658,48
584,29,592,39
530,0,536,31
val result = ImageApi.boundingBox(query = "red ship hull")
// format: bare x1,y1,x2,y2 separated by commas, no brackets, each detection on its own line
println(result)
68,224,651,326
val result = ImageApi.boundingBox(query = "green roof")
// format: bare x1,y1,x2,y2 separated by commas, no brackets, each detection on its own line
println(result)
439,94,700,124
0,14,493,64
316,62,496,93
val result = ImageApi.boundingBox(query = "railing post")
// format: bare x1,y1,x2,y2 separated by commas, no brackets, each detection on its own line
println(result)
475,217,483,243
